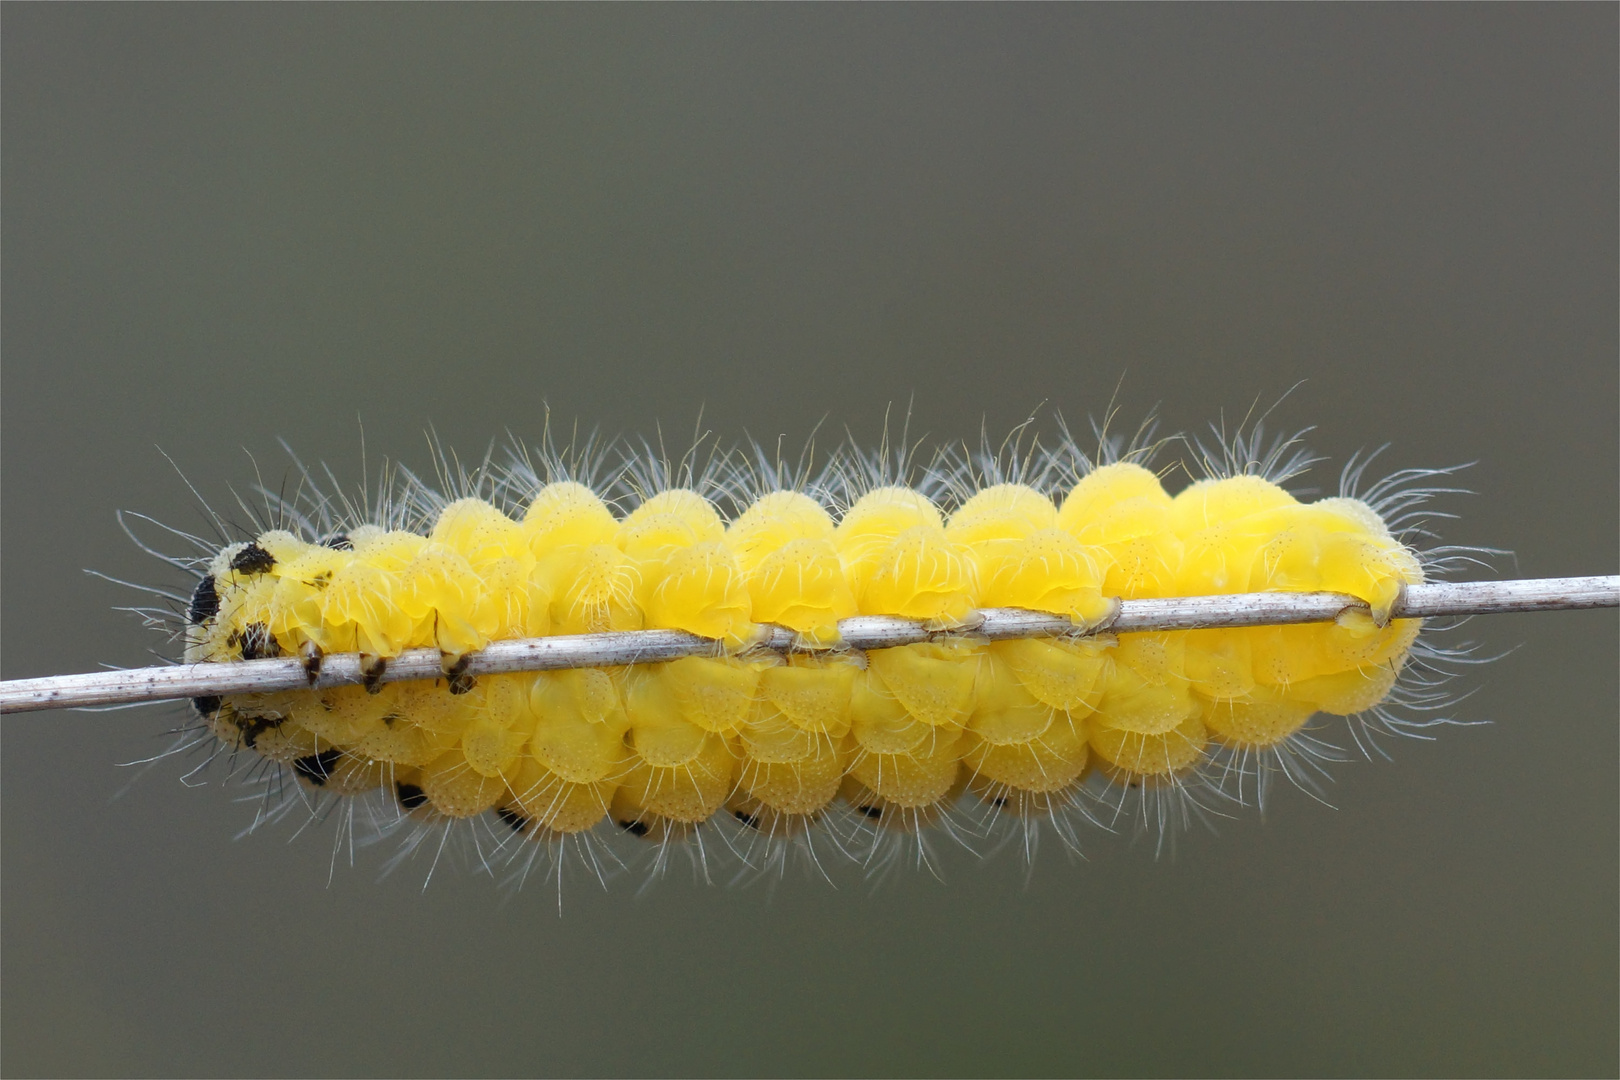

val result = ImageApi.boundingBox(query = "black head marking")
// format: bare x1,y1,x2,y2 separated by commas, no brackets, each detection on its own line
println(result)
187,575,219,626
190,695,223,720
494,806,532,834
238,622,282,660
396,783,429,810
230,542,276,575
618,819,650,837
292,747,343,786
732,809,761,830
857,804,883,820
320,533,354,551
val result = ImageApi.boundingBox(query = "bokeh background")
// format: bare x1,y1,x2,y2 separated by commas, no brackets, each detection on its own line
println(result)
4,7,1615,1077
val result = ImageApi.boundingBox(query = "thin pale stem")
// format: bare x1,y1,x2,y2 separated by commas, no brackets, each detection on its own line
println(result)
2,576,1613,714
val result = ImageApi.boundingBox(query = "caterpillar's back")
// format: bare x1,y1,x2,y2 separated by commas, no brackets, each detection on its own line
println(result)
135,419,1477,886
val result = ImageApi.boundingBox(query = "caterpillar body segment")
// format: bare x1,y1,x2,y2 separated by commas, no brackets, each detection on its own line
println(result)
177,429,1443,877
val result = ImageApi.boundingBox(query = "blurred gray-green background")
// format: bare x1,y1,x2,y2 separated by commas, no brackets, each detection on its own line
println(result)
3,7,1615,1077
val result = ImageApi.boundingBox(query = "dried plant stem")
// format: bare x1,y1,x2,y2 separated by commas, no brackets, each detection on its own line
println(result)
2,576,1613,715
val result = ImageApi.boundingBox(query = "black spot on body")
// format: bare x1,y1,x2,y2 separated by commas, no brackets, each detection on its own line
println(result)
230,542,276,574
237,712,286,749
238,622,282,660
292,748,342,786
321,533,353,551
618,819,650,837
857,805,883,820
299,641,324,684
190,695,222,719
361,655,388,693
442,654,475,695
187,575,219,626
396,783,428,810
990,795,1009,809
495,806,531,834
732,810,761,830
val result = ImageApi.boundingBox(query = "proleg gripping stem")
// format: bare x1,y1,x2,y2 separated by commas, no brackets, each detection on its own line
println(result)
3,575,1614,714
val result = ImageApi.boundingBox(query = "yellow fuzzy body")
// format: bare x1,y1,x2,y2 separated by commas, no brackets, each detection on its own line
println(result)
187,470,1423,835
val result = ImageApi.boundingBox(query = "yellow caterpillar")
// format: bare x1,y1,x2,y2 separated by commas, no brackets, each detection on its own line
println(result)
166,422,1457,877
